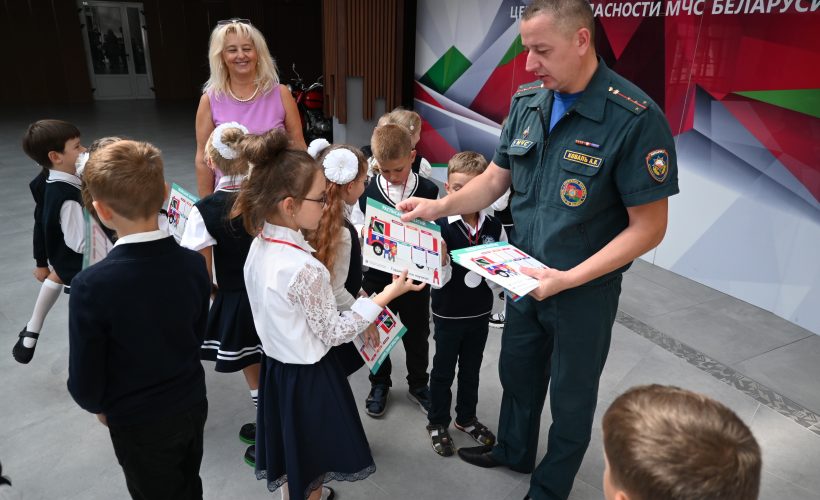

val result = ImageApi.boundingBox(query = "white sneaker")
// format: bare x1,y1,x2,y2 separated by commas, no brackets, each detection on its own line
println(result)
489,312,505,328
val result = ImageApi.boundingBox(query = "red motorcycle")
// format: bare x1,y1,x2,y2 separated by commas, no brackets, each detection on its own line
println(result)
288,64,332,143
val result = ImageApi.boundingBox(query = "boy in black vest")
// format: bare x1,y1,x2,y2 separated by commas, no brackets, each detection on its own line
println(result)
356,123,439,417
426,152,505,456
67,140,210,500
13,119,86,364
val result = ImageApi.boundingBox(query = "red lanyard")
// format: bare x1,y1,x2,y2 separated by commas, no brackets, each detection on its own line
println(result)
467,226,481,246
382,176,407,205
259,235,309,253
219,184,242,191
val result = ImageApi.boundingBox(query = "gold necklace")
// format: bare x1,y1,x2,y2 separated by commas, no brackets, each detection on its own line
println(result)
228,83,260,102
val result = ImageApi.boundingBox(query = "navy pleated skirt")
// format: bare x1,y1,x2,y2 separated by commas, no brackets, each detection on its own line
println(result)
200,289,263,372
255,353,376,498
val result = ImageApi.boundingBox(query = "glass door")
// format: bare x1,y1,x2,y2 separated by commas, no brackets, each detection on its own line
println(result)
78,1,155,100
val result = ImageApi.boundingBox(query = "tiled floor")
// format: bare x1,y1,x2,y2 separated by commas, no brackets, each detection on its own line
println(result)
1,101,819,499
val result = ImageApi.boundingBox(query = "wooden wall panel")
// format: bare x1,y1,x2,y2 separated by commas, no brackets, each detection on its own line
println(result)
323,0,413,123
0,0,92,104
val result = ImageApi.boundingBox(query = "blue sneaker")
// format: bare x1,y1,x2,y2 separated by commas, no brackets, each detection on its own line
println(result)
365,384,389,417
407,386,432,415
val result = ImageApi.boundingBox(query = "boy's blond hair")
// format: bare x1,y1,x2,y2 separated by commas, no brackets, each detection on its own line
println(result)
382,108,421,134
603,384,761,500
371,123,412,163
83,140,166,221
448,151,487,177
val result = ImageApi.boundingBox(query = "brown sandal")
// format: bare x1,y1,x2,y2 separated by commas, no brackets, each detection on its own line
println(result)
455,418,496,446
426,424,455,457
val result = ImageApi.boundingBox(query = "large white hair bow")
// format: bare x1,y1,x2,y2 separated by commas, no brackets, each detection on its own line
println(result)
323,148,359,185
212,121,249,160
307,138,331,159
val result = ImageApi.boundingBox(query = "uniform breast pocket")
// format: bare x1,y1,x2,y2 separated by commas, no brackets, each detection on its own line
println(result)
550,150,605,212
508,139,540,195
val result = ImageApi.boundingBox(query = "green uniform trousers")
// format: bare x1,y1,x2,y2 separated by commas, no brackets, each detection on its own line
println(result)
491,275,622,500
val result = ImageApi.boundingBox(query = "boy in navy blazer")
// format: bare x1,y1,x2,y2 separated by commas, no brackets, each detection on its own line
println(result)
67,140,210,500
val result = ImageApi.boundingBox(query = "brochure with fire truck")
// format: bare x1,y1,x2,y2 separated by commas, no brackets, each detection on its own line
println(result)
166,183,199,243
450,241,547,298
352,304,408,374
82,210,113,269
362,197,444,286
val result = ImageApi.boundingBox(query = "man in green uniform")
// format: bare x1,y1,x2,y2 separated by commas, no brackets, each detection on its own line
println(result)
399,0,679,498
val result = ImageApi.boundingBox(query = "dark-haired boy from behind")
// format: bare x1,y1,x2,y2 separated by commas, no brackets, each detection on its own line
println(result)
13,119,86,364
602,384,762,500
355,123,440,417
426,152,505,456
67,140,210,500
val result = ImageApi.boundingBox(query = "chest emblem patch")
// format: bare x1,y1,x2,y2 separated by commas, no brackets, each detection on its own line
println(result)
522,126,530,138
646,149,670,182
560,179,587,207
563,150,602,168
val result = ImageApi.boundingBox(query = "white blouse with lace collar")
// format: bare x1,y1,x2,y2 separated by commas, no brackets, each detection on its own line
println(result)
244,222,382,364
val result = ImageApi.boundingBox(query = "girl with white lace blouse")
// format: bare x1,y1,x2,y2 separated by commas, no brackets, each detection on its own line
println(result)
236,129,423,500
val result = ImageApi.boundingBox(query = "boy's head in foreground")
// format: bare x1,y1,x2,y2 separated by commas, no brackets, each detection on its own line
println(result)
370,123,416,185
22,119,85,173
602,384,761,500
83,140,166,230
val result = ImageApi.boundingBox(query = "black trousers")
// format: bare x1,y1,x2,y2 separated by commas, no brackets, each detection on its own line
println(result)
492,276,622,500
428,316,490,426
363,276,430,390
108,399,208,500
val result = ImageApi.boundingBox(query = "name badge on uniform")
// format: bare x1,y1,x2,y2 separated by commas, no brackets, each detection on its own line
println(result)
563,150,603,168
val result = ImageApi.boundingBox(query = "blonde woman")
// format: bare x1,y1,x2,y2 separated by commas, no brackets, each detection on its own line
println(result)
195,19,306,197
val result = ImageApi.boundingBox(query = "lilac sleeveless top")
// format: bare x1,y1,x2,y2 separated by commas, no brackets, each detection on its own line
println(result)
208,84,286,134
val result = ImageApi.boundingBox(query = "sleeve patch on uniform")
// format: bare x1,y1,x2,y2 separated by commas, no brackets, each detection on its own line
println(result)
646,149,670,182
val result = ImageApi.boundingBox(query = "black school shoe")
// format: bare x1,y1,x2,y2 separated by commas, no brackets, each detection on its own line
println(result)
457,444,502,468
407,385,432,415
365,384,389,417
239,422,255,444
12,327,39,364
244,445,255,467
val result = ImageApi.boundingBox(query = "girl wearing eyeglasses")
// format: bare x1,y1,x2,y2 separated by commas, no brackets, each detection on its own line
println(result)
237,129,423,500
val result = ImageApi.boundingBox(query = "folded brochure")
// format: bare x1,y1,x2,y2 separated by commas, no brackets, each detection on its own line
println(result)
166,183,199,243
352,304,407,374
361,197,444,286
450,241,547,298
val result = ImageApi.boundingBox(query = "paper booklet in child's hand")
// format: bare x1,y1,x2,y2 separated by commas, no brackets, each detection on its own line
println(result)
83,210,113,268
166,183,199,243
450,242,547,299
352,305,408,374
362,197,444,286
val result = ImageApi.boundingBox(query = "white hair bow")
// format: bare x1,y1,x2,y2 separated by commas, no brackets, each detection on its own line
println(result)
323,148,359,185
212,121,249,160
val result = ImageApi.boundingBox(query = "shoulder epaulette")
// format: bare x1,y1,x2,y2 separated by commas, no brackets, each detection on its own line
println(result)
513,81,544,98
607,86,649,115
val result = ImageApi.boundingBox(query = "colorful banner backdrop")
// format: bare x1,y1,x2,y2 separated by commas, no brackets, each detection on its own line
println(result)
414,0,820,334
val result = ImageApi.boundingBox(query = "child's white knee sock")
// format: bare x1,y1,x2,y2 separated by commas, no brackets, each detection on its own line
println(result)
24,279,63,346
250,389,259,408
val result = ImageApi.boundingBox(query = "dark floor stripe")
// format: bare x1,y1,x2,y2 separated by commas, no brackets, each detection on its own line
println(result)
616,310,820,436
